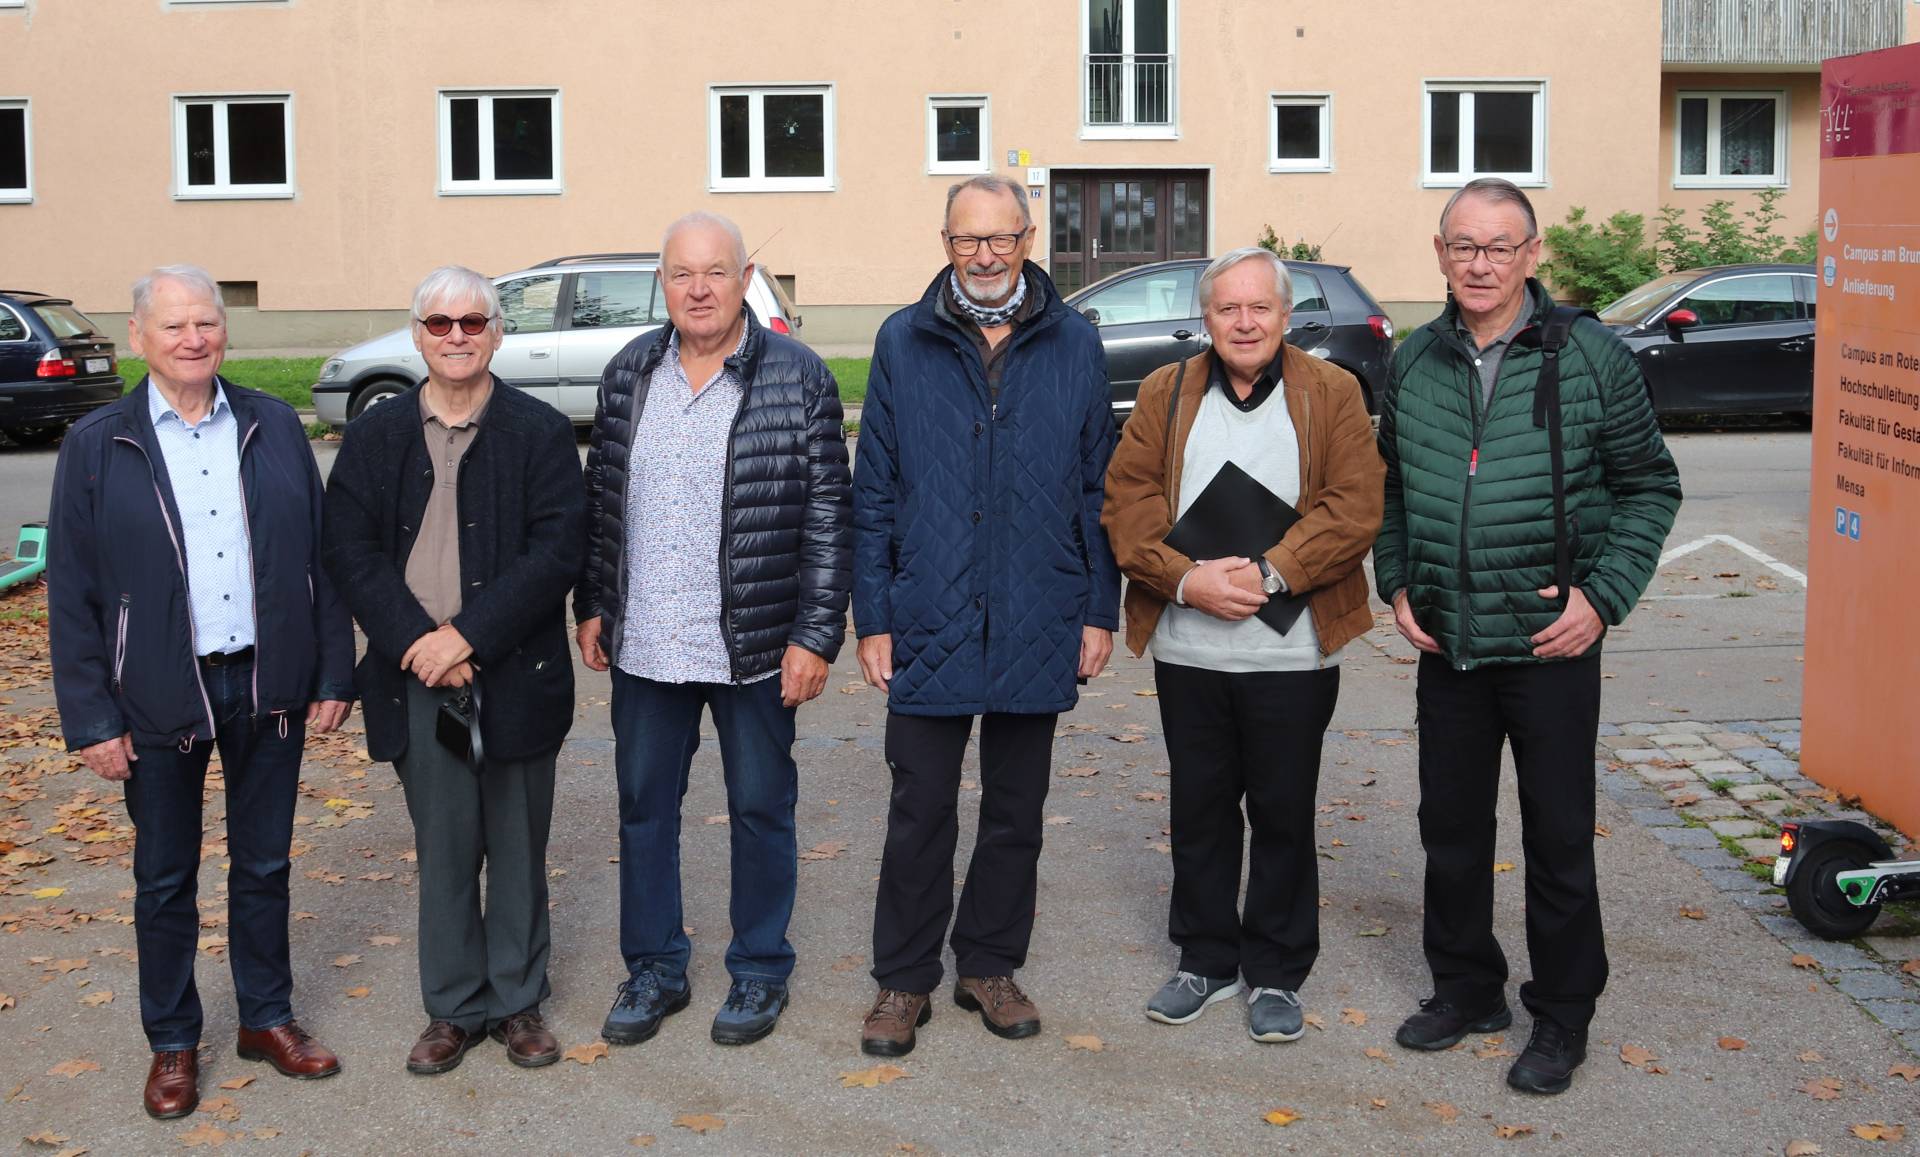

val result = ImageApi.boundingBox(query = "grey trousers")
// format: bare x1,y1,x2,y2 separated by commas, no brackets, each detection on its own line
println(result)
394,678,557,1032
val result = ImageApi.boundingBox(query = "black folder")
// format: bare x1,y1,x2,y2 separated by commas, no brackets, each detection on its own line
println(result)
1162,461,1311,635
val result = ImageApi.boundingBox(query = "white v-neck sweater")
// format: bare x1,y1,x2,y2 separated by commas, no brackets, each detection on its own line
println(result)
1149,384,1333,672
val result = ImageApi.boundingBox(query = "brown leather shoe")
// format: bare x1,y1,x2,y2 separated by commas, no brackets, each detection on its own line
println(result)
954,975,1041,1039
236,1020,341,1079
861,989,931,1057
143,1049,199,1119
489,1010,560,1068
407,1020,482,1075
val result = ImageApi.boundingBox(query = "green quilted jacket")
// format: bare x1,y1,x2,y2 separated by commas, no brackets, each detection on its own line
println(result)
1374,282,1681,669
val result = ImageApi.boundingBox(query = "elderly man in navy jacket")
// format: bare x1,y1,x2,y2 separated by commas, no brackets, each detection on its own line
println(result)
853,175,1121,1057
49,265,355,1120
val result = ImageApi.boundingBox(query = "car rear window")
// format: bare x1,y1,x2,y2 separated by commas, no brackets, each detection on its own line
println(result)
30,302,99,340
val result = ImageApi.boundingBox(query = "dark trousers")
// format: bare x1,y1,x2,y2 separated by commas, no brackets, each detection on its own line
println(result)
1155,660,1340,990
123,656,303,1051
1415,649,1608,1032
394,679,556,1033
871,711,1057,993
610,670,799,984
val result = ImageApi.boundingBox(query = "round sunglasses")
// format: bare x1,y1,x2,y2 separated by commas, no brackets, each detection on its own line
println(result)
415,312,495,337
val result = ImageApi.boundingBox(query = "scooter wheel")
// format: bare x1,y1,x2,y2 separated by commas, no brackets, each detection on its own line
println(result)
1786,840,1882,940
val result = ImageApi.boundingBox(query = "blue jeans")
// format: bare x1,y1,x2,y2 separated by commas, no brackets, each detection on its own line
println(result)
611,670,798,984
122,657,304,1051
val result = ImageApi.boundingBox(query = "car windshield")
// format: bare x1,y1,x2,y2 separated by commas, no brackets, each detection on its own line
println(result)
30,302,99,339
1597,273,1696,325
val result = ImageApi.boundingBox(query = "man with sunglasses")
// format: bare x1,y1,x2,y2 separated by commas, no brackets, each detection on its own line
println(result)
323,265,586,1075
1376,178,1680,1094
853,175,1119,1056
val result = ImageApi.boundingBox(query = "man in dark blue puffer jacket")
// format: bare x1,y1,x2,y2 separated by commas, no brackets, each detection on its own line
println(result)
853,176,1121,1057
575,212,851,1051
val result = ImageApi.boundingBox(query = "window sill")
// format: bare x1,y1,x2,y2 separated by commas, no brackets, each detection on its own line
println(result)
1672,176,1787,190
1421,176,1545,189
0,193,31,204
436,184,565,197
708,180,836,194
1268,163,1332,174
1080,124,1179,141
929,163,991,176
172,188,294,200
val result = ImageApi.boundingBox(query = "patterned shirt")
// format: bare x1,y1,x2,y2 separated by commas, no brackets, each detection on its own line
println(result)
617,325,774,684
148,381,254,655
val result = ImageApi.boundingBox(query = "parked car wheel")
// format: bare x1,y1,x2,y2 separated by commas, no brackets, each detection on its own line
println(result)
4,424,66,446
349,378,410,419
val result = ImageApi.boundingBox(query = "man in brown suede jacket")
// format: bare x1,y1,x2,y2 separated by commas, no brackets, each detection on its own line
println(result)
1103,247,1382,1043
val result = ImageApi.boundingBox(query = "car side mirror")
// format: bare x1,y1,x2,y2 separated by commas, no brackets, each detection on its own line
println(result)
1080,306,1102,326
1663,308,1698,333
503,317,519,334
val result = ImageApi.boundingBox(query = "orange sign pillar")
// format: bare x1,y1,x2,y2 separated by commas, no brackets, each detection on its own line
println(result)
1802,43,1920,838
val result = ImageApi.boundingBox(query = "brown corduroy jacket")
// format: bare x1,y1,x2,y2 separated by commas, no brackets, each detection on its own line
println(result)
1101,344,1385,659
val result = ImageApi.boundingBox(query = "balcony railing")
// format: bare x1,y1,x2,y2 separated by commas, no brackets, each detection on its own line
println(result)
1084,53,1174,128
1663,0,1903,67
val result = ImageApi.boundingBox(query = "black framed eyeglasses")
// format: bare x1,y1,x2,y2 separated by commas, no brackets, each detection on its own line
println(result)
945,230,1029,256
1444,239,1533,266
416,312,494,337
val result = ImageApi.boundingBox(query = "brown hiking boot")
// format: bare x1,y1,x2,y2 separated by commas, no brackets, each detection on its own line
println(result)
861,988,931,1057
954,975,1041,1039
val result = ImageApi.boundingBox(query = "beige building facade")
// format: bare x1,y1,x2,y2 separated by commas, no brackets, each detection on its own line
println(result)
0,0,1907,348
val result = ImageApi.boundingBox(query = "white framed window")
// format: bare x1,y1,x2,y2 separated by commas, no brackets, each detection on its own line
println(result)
172,94,293,199
1268,94,1331,172
1082,0,1177,139
1675,91,1787,188
0,1,26,8
1422,81,1545,186
928,96,990,175
0,100,30,203
437,89,562,195
709,85,835,192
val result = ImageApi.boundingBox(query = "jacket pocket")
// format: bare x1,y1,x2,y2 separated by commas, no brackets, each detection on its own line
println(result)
112,595,131,691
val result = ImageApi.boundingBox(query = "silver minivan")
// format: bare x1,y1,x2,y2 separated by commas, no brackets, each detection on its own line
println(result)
312,253,801,425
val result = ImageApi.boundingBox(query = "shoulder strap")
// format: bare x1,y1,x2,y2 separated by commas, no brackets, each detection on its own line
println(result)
1161,356,1191,521
1532,306,1597,608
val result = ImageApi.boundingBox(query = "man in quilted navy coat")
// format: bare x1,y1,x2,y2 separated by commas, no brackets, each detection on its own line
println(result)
576,212,852,1050
853,176,1121,1057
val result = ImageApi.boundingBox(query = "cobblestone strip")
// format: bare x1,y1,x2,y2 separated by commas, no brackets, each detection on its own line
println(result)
1597,718,1920,1055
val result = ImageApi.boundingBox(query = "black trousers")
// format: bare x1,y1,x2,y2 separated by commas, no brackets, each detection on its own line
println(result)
1156,660,1340,990
1415,649,1608,1032
871,711,1057,993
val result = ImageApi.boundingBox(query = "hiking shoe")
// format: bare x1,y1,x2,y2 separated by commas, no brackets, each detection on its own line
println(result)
861,989,931,1057
954,975,1041,1039
1506,1017,1588,1095
1145,971,1244,1025
601,970,690,1046
711,979,789,1046
1247,988,1305,1043
1393,995,1513,1051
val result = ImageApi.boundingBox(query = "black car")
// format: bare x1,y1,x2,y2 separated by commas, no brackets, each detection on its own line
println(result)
1064,257,1395,423
0,290,122,445
1598,264,1816,418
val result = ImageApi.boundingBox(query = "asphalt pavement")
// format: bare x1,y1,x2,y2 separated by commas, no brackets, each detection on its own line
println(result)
2,424,1917,1155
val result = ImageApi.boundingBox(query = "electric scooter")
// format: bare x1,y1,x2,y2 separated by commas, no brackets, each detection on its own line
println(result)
1774,819,1920,940
0,522,47,593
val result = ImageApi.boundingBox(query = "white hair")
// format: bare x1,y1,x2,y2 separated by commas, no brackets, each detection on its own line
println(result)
410,265,502,334
1197,247,1293,310
132,264,225,321
661,211,749,273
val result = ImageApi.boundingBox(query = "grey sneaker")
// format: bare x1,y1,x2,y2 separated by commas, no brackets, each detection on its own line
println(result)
1248,987,1305,1043
1146,971,1244,1025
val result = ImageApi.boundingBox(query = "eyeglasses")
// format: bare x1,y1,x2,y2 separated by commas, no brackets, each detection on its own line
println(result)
945,230,1029,256
415,312,494,337
1444,239,1533,266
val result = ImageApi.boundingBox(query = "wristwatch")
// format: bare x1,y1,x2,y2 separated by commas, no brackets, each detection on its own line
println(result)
1256,559,1283,595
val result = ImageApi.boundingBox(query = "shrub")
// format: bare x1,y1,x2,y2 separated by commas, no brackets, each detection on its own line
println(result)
1543,189,1816,308
1257,225,1324,262
1539,207,1663,307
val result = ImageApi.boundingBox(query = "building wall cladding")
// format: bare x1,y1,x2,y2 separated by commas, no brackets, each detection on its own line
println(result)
7,0,1674,337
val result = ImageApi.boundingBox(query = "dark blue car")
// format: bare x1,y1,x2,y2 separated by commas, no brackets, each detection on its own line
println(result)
0,290,122,445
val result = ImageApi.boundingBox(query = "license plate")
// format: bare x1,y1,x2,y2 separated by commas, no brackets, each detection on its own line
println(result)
1772,856,1790,887
85,357,109,374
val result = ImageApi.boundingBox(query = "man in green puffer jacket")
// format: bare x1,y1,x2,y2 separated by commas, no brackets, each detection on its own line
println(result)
1375,179,1681,1096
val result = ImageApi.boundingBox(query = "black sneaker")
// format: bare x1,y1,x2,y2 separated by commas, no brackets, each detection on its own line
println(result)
710,979,789,1046
1506,1017,1588,1095
1393,995,1513,1051
602,970,691,1046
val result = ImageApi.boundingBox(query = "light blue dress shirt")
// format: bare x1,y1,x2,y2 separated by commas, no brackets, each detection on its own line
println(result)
148,382,255,655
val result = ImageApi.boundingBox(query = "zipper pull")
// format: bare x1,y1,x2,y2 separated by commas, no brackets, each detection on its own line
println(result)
1468,447,1480,477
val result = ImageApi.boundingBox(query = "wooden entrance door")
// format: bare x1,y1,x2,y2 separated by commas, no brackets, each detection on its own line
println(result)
1047,170,1207,297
